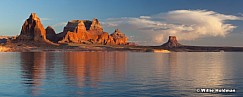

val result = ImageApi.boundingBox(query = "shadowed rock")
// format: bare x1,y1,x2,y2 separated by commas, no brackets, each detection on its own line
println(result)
45,26,56,42
0,38,7,44
161,36,182,48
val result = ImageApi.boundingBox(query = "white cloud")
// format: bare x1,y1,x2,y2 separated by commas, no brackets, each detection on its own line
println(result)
52,22,67,27
103,10,242,45
40,18,52,21
139,16,151,19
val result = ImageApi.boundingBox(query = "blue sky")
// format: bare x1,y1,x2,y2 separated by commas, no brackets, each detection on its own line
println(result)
1,0,243,46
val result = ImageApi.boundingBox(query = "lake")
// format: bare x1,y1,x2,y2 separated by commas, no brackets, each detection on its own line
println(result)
0,52,242,96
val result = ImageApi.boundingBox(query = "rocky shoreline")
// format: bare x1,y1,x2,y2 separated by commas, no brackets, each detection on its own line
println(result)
2,41,243,52
0,40,171,52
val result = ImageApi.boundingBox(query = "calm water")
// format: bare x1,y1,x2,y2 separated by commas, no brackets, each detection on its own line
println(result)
0,52,242,96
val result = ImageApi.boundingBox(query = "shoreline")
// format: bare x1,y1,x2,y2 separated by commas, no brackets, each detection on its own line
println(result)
1,42,243,52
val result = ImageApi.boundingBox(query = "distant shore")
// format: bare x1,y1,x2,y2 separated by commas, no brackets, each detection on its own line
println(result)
1,36,243,52
2,41,243,52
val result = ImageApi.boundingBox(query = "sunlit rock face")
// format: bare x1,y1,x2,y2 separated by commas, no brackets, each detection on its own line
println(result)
161,36,182,48
88,18,104,35
110,29,128,45
58,20,90,43
17,13,47,42
17,13,129,45
58,19,129,45
97,32,115,45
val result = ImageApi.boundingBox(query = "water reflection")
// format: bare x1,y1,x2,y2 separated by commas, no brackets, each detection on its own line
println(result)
165,52,234,96
63,52,127,87
13,52,242,96
20,51,127,96
20,52,46,96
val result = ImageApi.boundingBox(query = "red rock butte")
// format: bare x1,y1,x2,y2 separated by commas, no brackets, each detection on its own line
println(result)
17,13,129,45
17,13,47,42
161,36,182,48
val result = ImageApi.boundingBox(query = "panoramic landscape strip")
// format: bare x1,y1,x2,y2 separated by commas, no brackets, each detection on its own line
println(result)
0,13,243,52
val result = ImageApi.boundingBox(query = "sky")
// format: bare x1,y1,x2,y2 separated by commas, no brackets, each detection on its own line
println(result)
1,0,243,46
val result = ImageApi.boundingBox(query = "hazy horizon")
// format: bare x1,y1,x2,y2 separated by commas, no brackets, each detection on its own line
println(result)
1,0,243,46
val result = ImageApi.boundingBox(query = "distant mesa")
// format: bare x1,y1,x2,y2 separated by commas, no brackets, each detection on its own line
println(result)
161,36,182,48
16,13,129,45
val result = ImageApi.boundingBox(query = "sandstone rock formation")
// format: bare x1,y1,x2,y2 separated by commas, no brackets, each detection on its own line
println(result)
161,36,182,48
89,18,103,34
58,19,128,45
111,29,128,45
58,20,91,43
45,26,56,42
97,32,115,45
17,13,47,42
16,13,129,45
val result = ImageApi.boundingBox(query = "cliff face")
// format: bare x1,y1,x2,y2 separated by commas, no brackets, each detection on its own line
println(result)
17,13,47,42
16,13,129,45
97,32,115,45
161,36,182,48
89,18,103,34
58,20,93,43
58,19,128,45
